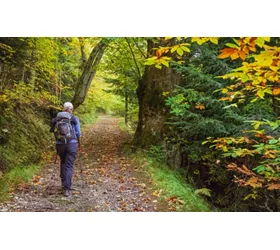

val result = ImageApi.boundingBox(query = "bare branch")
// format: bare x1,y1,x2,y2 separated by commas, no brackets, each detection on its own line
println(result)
78,37,88,69
125,37,141,79
132,38,147,59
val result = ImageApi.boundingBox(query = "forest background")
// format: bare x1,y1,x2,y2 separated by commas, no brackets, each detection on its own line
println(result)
1,1,279,250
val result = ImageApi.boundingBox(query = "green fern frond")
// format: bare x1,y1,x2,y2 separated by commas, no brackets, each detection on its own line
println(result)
195,188,212,197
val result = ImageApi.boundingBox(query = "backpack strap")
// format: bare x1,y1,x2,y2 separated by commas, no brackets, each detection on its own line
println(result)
70,116,77,125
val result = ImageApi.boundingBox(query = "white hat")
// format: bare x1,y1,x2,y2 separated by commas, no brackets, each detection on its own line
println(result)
63,102,74,111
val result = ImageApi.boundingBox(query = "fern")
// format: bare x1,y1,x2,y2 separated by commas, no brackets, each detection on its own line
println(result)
195,188,212,197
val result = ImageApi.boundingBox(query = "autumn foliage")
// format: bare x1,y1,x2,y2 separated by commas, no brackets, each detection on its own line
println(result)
145,37,280,210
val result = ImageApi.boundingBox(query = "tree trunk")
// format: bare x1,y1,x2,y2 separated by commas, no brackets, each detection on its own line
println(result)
71,38,109,108
125,86,128,126
133,40,181,147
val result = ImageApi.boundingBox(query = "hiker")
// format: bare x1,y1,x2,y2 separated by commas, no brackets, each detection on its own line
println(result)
50,102,81,197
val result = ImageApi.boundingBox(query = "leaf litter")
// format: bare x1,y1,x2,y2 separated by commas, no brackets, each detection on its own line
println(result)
0,116,170,212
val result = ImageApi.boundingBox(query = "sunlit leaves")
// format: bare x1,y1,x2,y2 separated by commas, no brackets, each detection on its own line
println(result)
145,42,191,68
0,81,59,107
218,48,246,60
217,38,280,103
170,43,191,56
255,37,270,48
218,37,271,61
145,37,220,69
191,37,219,45
144,55,171,69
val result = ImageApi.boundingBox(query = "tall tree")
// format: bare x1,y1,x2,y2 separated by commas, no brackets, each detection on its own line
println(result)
71,38,111,108
133,39,181,147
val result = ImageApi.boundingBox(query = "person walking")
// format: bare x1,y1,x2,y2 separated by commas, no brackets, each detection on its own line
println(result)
50,102,81,197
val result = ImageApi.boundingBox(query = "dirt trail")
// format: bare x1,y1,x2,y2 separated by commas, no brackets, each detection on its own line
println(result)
0,116,163,212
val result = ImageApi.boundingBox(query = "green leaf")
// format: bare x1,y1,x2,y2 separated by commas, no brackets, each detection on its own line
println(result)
253,122,261,129
244,193,257,200
223,103,238,109
145,58,156,65
272,123,279,130
253,165,266,173
251,97,258,103
195,188,211,197
233,38,240,45
155,64,162,69
225,43,239,49
269,139,278,145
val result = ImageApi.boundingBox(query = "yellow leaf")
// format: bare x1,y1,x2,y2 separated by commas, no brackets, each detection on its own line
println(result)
244,193,257,200
257,89,265,98
155,64,162,69
181,46,190,52
222,88,228,93
256,37,265,48
171,45,178,53
209,37,219,44
191,37,206,45
161,60,169,67
177,47,184,56
269,66,278,72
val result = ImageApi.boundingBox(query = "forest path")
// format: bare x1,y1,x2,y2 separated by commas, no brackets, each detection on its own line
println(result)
0,116,166,212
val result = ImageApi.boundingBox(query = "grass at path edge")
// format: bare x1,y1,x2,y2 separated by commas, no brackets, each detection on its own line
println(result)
117,117,211,212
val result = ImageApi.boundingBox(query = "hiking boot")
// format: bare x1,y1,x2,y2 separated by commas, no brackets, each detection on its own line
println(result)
64,189,71,197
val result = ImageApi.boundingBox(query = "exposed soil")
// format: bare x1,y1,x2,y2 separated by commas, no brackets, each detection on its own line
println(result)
0,116,167,212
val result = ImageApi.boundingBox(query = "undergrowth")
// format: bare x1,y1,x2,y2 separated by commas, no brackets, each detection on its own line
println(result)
0,165,41,202
133,148,211,212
